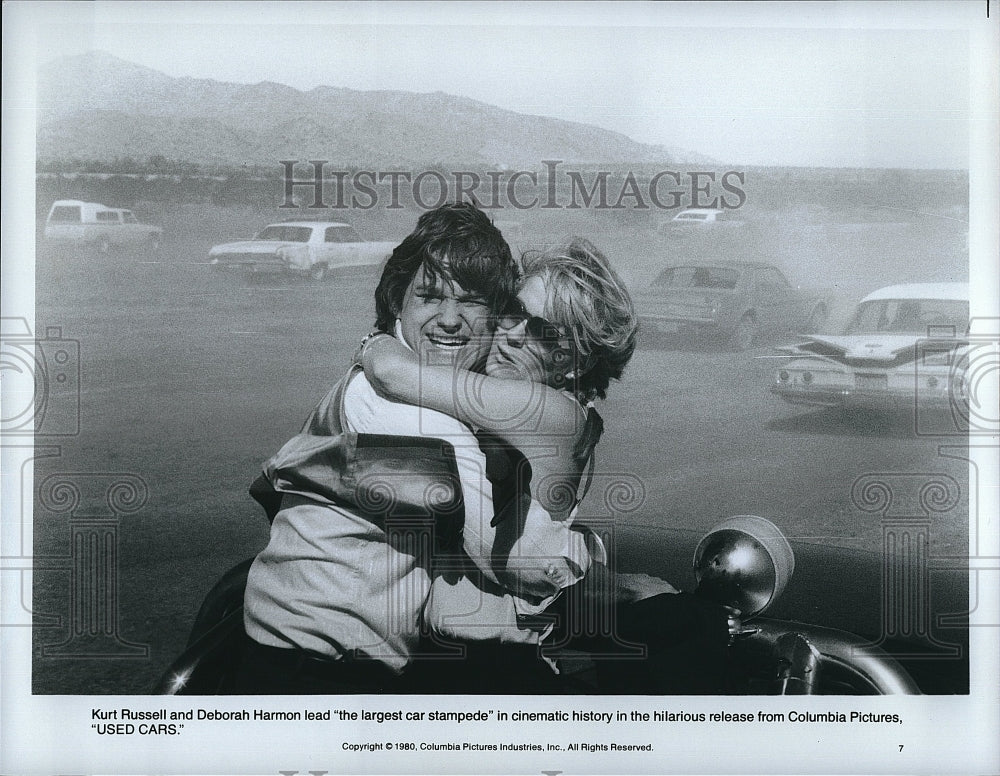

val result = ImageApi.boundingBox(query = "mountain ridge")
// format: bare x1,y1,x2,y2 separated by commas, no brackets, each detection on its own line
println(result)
37,51,713,168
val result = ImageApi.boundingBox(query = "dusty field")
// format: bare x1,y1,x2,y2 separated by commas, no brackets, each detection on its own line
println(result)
30,201,970,693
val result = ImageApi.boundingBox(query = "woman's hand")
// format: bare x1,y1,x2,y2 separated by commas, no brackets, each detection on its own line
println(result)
356,332,417,399
355,332,399,370
614,571,679,603
577,565,679,609
353,331,381,365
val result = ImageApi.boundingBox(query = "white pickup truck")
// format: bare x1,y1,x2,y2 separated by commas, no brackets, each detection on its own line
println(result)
44,200,163,253
208,220,395,281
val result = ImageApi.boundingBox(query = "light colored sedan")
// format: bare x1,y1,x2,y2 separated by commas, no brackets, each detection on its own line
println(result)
771,282,969,411
208,220,395,281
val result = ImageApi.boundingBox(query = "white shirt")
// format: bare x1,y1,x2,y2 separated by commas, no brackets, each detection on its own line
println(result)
244,363,592,670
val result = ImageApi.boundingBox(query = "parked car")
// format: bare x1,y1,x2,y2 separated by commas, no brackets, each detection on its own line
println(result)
43,199,162,253
208,220,396,281
635,261,827,350
771,282,970,412
658,208,744,235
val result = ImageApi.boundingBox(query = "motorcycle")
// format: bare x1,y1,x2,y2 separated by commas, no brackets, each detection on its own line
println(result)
154,515,929,695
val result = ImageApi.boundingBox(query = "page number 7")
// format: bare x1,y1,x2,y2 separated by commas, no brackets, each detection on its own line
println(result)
898,745,904,752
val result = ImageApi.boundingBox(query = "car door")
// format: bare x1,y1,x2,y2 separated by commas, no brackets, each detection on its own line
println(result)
325,225,363,266
121,210,140,242
753,267,797,331
95,209,122,245
320,226,343,266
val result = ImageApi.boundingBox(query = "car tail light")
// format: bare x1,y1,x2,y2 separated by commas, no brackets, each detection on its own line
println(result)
802,371,813,385
778,370,789,382
926,376,939,389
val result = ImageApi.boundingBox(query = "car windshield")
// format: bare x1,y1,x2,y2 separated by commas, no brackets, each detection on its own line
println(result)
845,299,969,334
324,226,361,243
654,266,740,290
254,225,313,242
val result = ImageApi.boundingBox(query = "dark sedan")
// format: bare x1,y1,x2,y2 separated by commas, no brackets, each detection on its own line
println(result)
635,261,827,350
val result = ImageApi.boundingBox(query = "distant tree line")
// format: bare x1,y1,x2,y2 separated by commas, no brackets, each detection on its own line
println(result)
36,155,278,178
35,156,967,219
36,156,284,210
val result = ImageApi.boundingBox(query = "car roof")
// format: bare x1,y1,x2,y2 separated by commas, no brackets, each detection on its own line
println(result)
661,260,775,270
861,283,969,302
267,221,351,228
51,200,110,209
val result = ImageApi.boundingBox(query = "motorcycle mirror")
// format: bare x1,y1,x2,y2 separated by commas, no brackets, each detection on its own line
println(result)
692,515,795,618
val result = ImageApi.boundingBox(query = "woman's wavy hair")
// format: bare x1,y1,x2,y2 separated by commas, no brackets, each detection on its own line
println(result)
522,238,638,402
374,203,517,332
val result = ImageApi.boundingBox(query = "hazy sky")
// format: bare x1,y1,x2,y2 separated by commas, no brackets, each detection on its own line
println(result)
21,1,982,168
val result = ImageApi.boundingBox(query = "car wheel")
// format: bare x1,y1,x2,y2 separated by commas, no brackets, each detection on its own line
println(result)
309,263,327,282
805,304,827,333
730,314,758,351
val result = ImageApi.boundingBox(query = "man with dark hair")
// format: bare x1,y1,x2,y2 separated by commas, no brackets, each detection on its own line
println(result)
237,203,574,693
372,202,517,337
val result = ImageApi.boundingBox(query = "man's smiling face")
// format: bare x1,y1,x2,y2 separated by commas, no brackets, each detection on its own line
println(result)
397,265,493,370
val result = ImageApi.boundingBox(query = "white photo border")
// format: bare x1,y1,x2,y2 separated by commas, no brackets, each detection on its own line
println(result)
2,2,998,774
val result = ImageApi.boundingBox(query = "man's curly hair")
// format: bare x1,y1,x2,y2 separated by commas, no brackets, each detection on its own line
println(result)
374,202,517,332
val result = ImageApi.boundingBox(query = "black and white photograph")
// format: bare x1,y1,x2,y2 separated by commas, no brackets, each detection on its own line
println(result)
2,1,998,774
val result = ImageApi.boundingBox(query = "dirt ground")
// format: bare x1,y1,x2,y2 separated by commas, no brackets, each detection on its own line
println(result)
30,201,970,693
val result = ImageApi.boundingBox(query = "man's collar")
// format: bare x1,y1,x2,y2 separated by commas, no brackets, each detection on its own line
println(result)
393,318,414,352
